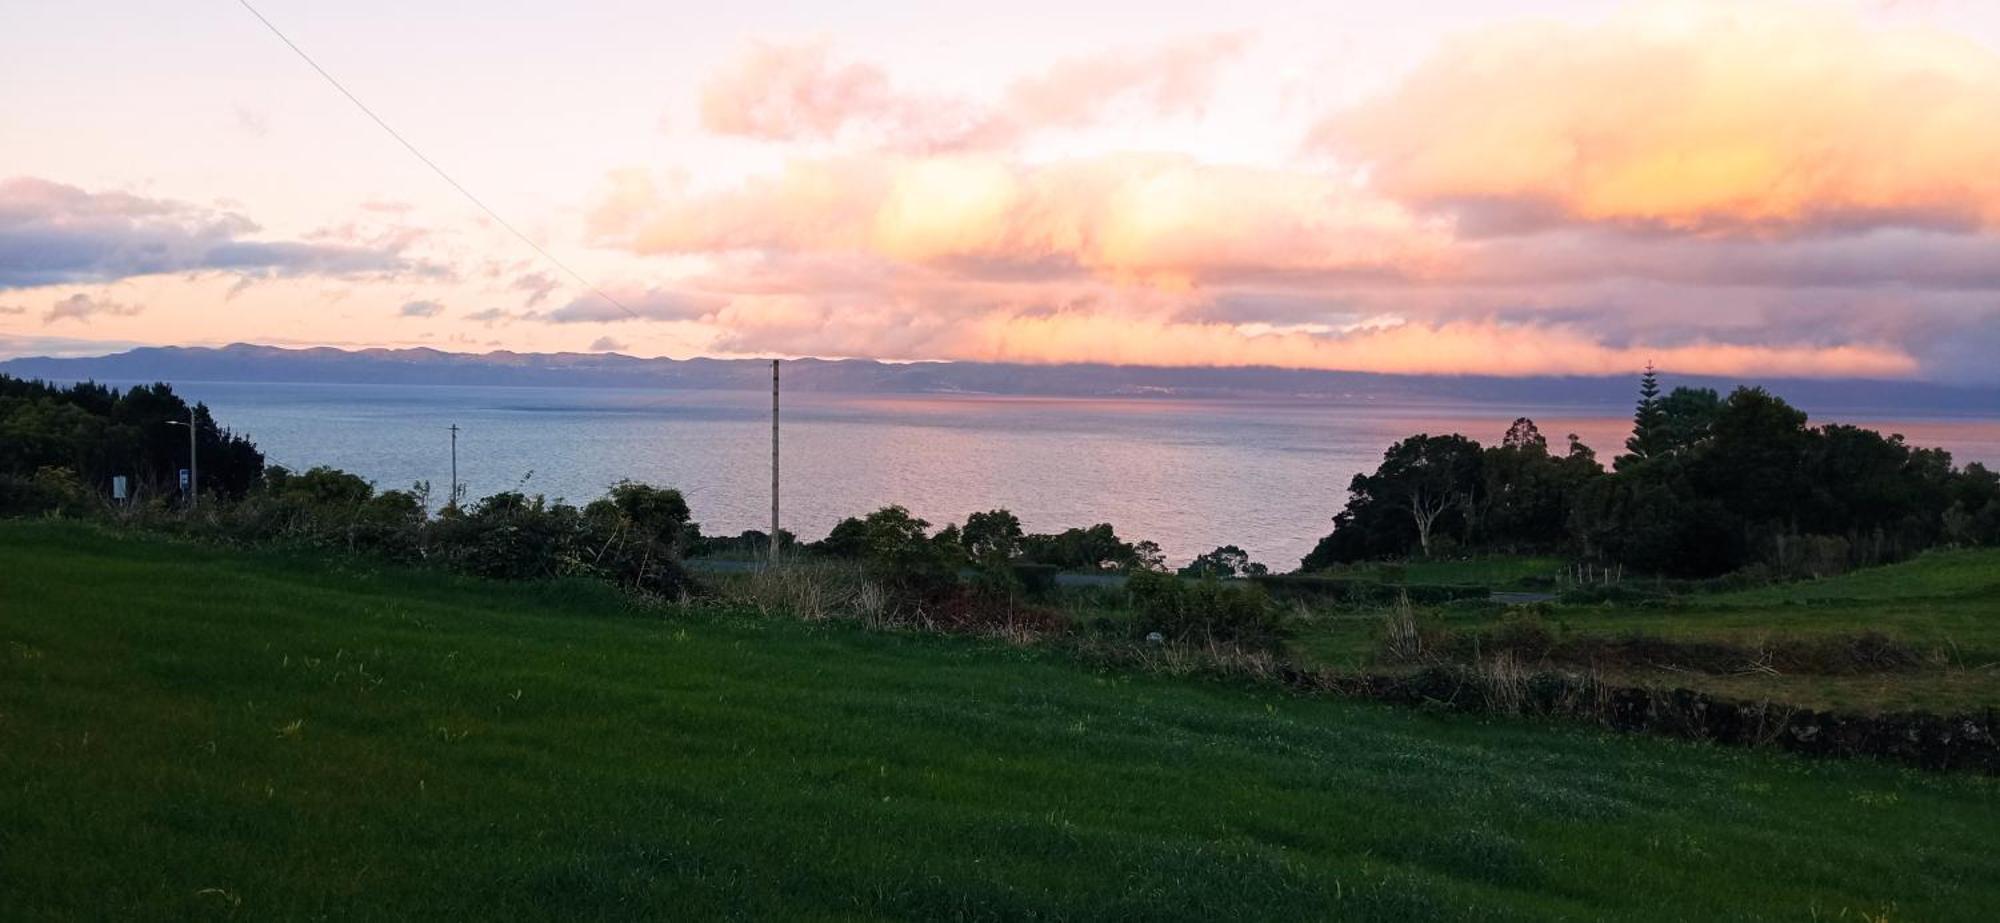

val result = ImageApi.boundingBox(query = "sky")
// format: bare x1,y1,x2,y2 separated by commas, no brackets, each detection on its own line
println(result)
5,0,2000,381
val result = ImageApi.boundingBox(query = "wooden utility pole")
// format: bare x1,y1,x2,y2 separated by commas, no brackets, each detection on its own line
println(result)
770,359,781,563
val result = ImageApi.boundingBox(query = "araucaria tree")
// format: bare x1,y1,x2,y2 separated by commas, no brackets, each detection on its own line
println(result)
1625,361,1666,461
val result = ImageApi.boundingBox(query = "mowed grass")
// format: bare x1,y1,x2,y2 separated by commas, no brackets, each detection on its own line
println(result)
1289,549,2000,712
1565,548,2000,649
1551,550,2000,711
1309,555,1565,589
2,522,1997,921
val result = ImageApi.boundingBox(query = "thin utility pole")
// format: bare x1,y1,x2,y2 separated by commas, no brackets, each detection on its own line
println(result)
187,407,198,511
770,359,781,563
448,424,460,509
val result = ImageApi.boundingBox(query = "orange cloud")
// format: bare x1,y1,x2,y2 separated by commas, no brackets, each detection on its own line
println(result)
695,287,1916,377
954,314,1913,378
592,153,1448,284
589,8,1977,380
698,35,1247,150
1318,0,2000,233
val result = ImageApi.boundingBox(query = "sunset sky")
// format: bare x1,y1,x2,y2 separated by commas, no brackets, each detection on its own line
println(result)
5,0,2000,380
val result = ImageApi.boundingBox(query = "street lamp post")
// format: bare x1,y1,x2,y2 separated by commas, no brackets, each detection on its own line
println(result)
165,408,197,509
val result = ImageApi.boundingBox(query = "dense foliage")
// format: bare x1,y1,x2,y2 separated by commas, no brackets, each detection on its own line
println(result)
1,376,263,502
812,507,1156,576
1179,545,1269,578
1305,376,2000,576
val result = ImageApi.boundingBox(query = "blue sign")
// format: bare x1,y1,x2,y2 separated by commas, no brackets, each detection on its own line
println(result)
179,468,190,490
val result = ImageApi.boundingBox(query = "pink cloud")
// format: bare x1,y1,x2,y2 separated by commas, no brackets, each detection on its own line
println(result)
589,7,1994,380
698,34,1247,150
699,41,917,142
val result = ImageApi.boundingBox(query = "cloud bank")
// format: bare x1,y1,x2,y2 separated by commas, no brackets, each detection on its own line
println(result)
1318,1,2000,234
573,1,2000,380
0,177,430,290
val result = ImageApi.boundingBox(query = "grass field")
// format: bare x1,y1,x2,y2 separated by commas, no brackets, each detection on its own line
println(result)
1287,549,2000,712
3,521,1998,921
1305,556,1566,589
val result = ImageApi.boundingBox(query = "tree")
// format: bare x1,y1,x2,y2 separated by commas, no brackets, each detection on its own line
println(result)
1368,434,1484,558
1130,540,1168,573
960,509,1024,563
1304,434,1486,566
1502,417,1547,452
1020,523,1138,571
1625,363,1665,460
1481,420,1603,552
1689,387,1812,529
811,516,870,558
1179,545,1268,579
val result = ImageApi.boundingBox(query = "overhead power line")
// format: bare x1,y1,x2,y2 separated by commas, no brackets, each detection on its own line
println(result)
232,0,638,319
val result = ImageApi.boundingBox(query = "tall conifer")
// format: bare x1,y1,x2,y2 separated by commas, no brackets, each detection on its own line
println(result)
1626,362,1665,458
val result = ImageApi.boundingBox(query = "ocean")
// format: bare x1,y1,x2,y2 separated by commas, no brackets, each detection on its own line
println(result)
156,380,2000,569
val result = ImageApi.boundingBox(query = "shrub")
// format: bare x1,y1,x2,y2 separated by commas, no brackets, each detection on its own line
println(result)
349,490,426,563
580,481,695,596
853,506,960,601
427,492,587,581
1127,570,1284,650
731,559,873,621
0,467,92,517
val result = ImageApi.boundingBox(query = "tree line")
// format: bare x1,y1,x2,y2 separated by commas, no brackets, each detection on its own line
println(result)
1303,367,2000,577
1,376,264,502
7,370,1998,588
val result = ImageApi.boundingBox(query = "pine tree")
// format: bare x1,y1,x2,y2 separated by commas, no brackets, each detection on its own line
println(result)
1625,362,1664,459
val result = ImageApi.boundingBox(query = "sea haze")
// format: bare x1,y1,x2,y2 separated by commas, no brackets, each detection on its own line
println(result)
38,376,2000,570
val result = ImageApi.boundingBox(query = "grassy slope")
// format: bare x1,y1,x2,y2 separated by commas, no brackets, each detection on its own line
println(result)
2,522,1996,921
1290,549,2000,712
1550,550,2000,711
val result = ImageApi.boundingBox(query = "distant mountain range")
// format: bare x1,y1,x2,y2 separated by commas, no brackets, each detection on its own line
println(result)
4,343,1997,414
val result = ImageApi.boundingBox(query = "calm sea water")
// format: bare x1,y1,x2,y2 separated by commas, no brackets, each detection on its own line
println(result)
159,381,2000,569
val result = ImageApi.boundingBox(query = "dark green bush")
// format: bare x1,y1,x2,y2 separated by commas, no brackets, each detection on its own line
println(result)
427,492,587,581
580,482,696,596
1128,571,1283,649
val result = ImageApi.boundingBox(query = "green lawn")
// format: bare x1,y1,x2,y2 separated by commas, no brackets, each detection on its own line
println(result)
1287,548,2000,712
1306,555,1565,589
2,521,1997,921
